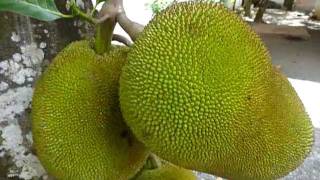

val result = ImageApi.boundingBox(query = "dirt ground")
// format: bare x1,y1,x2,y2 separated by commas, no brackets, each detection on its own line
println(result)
261,30,320,82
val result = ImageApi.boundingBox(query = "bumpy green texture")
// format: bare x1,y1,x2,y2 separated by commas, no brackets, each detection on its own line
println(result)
32,41,149,180
136,163,196,180
119,2,313,179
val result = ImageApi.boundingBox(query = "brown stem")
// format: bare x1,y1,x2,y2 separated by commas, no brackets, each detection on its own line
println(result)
95,0,144,42
112,34,132,46
115,0,145,41
117,12,145,41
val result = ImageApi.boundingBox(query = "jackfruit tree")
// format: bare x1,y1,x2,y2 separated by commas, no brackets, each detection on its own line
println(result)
0,0,314,179
314,1,320,20
243,0,269,22
283,0,294,11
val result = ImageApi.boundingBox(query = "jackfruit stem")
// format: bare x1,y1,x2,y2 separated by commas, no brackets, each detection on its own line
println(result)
129,154,162,180
94,0,119,54
95,18,115,54
117,12,145,41
112,34,132,46
148,154,162,169
95,0,144,42
98,0,144,41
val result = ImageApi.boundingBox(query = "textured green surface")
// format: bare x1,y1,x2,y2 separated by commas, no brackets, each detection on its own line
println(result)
32,41,149,180
136,163,196,180
120,2,313,179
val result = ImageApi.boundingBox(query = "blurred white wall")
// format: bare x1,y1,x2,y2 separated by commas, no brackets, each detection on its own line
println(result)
295,0,317,11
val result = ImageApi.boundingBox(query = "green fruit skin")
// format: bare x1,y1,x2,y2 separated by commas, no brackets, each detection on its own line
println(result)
32,41,149,180
119,2,313,180
136,164,196,180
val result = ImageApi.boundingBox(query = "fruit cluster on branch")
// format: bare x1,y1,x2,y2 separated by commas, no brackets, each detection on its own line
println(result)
31,1,314,180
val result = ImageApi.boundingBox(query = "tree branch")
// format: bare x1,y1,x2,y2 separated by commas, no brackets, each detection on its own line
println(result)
70,0,97,24
117,12,145,41
112,34,132,46
96,0,122,23
94,0,145,41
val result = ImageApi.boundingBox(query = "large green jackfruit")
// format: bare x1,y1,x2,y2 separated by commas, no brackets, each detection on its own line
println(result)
119,2,313,179
32,41,149,179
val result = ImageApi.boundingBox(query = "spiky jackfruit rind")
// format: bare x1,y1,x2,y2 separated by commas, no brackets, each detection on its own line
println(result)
119,2,313,179
32,41,149,180
136,163,196,180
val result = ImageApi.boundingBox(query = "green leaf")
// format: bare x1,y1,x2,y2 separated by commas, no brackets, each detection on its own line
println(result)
0,0,73,21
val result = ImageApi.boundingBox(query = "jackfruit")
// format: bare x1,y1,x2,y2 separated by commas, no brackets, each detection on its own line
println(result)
32,41,149,179
136,163,196,180
119,2,313,179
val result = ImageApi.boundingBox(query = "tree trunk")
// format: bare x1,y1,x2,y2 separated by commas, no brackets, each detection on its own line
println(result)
315,0,320,20
254,0,268,23
244,0,252,17
0,1,92,179
283,0,294,11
